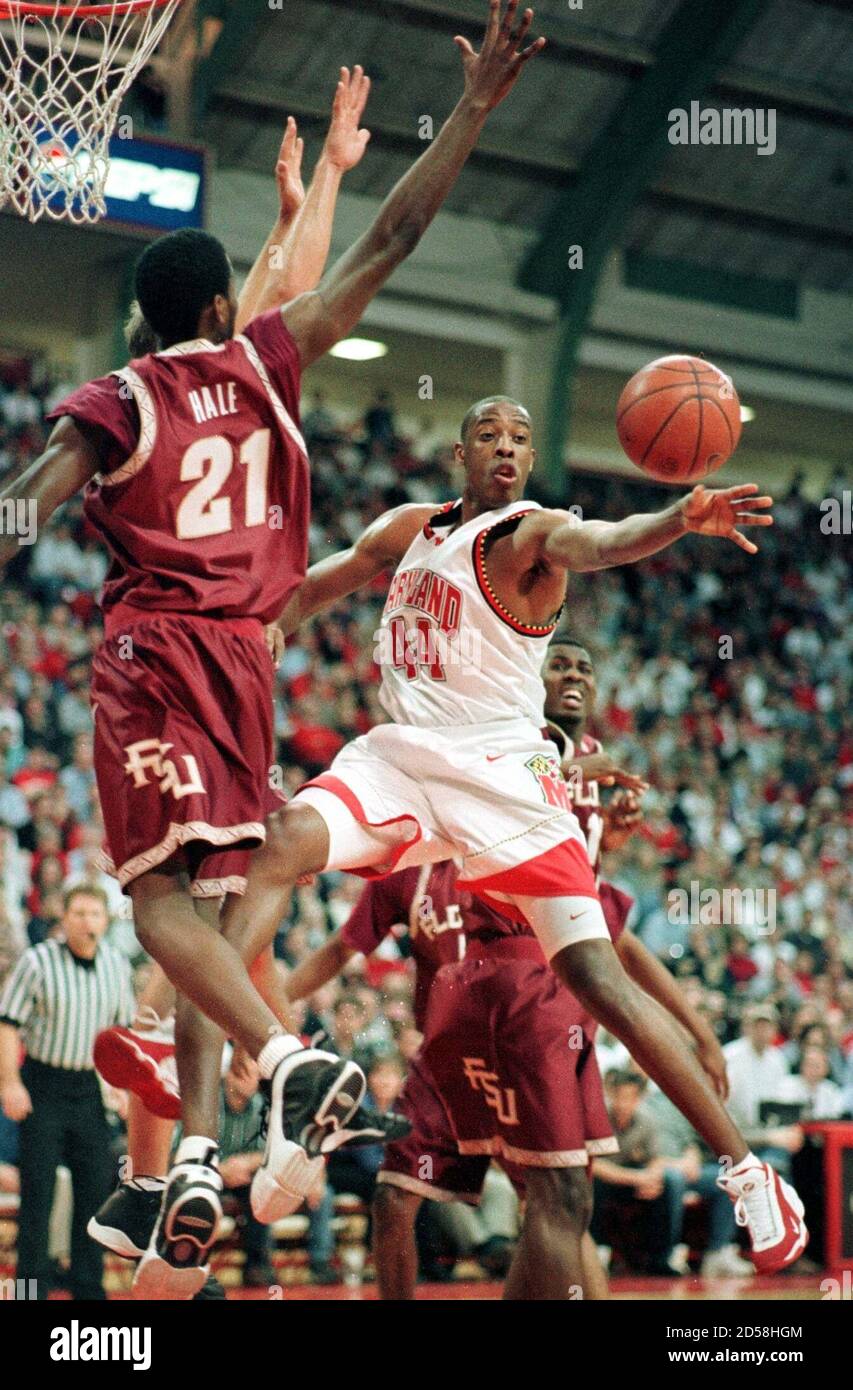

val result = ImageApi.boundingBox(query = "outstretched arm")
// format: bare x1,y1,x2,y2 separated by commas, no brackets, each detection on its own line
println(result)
278,502,432,636
236,68,372,330
282,1,545,367
0,417,101,570
514,483,774,576
284,931,356,1003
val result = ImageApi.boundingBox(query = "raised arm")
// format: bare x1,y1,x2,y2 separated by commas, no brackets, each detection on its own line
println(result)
236,68,372,331
278,502,432,636
0,417,102,570
512,483,774,578
281,0,545,367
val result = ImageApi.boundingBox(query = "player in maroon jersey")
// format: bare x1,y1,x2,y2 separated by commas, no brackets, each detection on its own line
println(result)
0,3,548,1296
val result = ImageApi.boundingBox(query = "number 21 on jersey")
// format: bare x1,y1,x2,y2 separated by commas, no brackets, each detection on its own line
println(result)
176,430,270,539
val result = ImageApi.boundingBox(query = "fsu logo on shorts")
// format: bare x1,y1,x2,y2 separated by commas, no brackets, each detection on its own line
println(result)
525,753,572,812
123,739,206,801
463,1057,519,1126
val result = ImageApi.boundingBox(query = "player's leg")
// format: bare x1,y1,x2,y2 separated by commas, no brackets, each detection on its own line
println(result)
503,1167,590,1301
373,1045,486,1300
129,868,284,1056
217,801,361,967
372,1184,423,1300
552,939,745,1157
540,932,806,1272
580,1229,610,1300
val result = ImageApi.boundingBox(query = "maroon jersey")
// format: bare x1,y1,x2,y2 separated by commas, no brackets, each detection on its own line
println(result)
545,726,605,878
47,311,309,625
341,860,521,1030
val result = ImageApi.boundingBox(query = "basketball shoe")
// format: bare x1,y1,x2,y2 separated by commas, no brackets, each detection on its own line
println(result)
94,1012,180,1120
250,1047,366,1223
88,1177,165,1259
133,1143,222,1300
716,1158,808,1273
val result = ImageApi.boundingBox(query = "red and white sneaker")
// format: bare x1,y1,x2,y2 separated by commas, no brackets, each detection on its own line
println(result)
717,1160,808,1274
94,1014,180,1121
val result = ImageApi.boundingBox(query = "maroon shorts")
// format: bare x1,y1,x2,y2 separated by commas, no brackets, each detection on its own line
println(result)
379,937,617,1204
92,608,283,890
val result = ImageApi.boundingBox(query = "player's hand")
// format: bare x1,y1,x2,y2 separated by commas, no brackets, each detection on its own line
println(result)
324,66,372,172
681,483,773,554
696,1033,729,1101
219,1155,254,1188
602,789,645,850
634,1169,664,1200
276,117,306,221
455,0,545,112
265,624,285,666
1,1080,32,1123
564,751,649,793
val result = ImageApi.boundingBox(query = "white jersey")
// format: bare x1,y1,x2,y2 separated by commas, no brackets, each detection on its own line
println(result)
377,499,565,728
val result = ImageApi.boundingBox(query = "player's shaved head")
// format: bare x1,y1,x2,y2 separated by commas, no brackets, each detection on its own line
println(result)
460,396,532,442
135,229,233,347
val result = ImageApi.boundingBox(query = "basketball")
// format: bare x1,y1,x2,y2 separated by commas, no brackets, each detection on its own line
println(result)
616,354,742,483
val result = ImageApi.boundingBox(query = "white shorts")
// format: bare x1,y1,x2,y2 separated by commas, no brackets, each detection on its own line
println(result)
294,720,608,959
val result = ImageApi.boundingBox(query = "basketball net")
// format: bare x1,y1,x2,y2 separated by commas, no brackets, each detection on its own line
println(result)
0,0,182,223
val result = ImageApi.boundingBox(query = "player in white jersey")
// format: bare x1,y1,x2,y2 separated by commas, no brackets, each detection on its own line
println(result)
212,397,804,1269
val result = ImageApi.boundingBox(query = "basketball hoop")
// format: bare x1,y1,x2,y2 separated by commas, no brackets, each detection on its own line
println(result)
0,0,182,223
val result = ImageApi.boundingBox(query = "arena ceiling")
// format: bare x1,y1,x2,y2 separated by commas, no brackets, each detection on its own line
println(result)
196,0,853,293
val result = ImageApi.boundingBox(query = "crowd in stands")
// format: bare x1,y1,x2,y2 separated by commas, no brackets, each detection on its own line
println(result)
1,357,851,1281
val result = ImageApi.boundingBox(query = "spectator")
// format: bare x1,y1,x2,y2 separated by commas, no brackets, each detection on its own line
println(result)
590,1071,686,1277
723,1005,804,1177
640,1084,752,1278
773,1045,846,1120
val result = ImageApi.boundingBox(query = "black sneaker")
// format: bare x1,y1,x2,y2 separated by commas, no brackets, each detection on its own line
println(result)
132,1155,222,1300
279,1049,367,1155
87,1178,164,1259
314,1105,412,1154
251,1049,365,1224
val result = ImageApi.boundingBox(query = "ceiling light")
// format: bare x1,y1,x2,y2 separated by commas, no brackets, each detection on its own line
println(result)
329,338,388,362
740,405,755,423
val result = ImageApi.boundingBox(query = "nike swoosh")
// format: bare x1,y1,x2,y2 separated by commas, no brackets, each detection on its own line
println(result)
568,912,589,921
486,754,506,763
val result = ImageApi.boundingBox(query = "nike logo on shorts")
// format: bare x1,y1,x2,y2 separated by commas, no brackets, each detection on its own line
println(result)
486,754,506,762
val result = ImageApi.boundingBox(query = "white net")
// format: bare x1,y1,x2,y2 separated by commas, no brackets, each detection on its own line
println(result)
0,0,182,223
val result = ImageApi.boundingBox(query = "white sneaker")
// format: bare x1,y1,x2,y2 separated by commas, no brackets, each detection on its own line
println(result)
717,1160,808,1273
701,1244,754,1278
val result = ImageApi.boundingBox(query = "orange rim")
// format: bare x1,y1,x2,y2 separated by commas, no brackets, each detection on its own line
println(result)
0,0,178,17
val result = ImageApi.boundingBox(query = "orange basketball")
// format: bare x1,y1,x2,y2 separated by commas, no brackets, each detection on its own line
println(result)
616,355,742,483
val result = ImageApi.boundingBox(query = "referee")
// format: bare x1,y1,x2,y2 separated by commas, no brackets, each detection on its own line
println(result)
0,883,134,1300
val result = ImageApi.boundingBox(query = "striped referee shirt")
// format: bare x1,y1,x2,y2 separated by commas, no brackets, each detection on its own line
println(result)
0,938,134,1071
